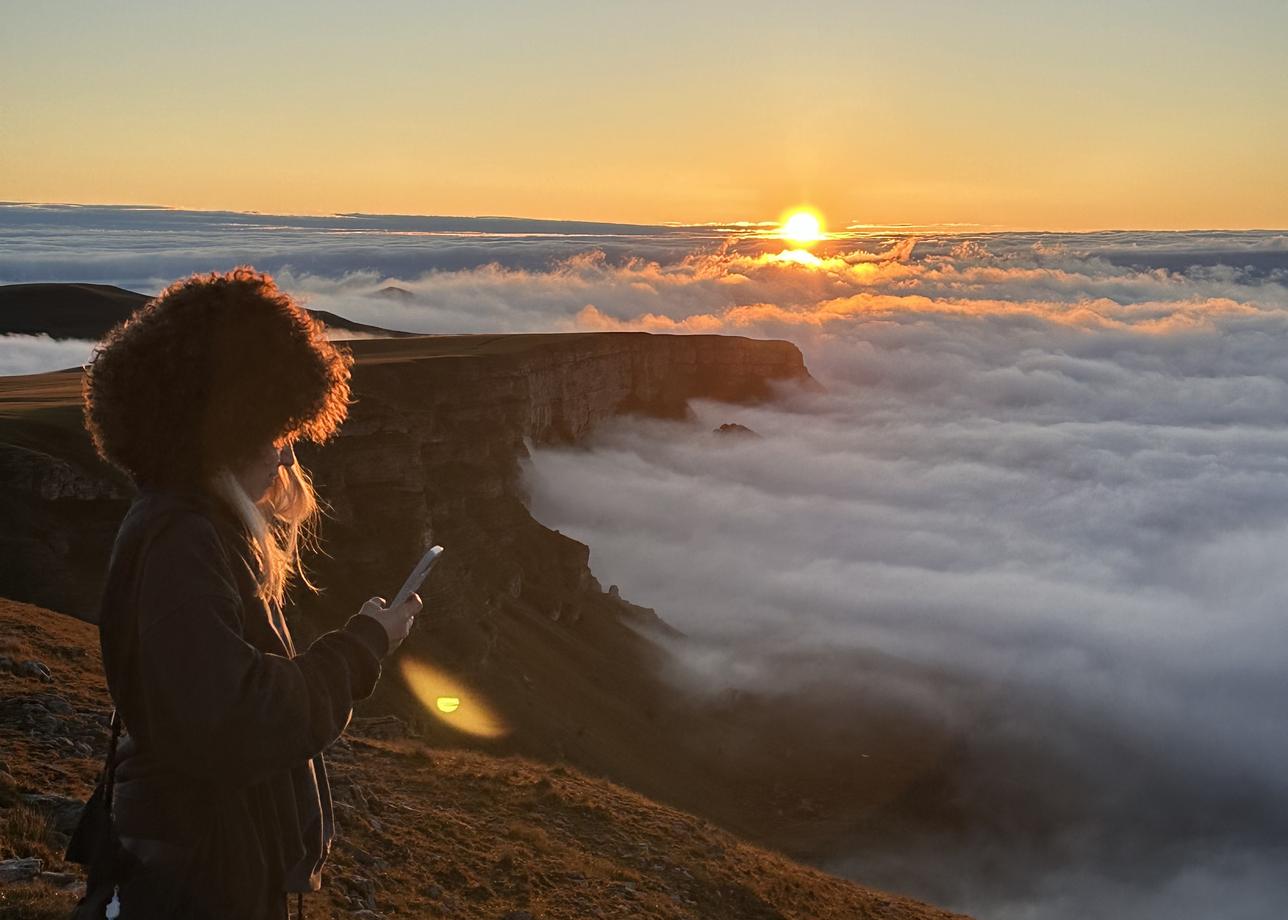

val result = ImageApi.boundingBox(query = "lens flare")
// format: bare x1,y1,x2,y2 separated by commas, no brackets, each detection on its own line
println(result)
399,656,509,738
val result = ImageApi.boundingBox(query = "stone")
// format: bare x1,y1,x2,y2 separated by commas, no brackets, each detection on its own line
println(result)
0,857,44,883
19,793,85,835
350,715,407,740
16,660,52,682
712,422,760,438
37,870,82,888
41,696,73,716
348,844,376,865
340,873,377,909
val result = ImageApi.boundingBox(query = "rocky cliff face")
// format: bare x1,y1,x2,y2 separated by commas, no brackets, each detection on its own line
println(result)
0,332,819,808
298,332,814,636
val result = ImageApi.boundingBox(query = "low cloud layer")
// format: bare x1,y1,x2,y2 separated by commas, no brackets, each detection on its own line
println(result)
516,242,1288,917
0,334,94,375
5,205,1288,917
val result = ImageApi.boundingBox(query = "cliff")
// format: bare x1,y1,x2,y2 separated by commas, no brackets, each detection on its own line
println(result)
296,331,814,626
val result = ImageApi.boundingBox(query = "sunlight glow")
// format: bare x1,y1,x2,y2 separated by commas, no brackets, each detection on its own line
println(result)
769,248,824,267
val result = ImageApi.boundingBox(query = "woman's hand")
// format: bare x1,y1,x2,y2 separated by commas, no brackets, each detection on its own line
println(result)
358,594,423,656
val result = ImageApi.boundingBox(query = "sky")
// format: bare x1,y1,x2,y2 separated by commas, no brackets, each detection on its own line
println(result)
3,1,1287,229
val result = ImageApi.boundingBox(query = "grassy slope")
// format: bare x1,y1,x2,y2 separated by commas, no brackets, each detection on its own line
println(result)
0,598,968,919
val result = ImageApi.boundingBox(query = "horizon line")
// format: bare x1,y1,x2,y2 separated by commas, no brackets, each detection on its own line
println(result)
2,200,1287,236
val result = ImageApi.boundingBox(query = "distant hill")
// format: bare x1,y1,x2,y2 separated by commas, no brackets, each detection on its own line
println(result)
0,284,146,339
0,599,967,919
0,282,410,340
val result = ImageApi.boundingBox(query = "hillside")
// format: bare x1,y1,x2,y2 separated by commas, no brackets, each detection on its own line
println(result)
0,598,968,920
0,282,408,339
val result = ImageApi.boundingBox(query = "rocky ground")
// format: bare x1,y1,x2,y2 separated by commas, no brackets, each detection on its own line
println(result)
0,597,969,919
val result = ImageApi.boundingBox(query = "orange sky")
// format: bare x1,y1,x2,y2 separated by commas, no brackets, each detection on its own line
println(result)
2,2,1285,229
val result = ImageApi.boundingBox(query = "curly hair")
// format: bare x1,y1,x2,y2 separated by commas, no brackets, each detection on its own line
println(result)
83,266,353,488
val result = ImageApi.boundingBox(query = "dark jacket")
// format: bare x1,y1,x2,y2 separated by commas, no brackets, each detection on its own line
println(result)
97,488,389,918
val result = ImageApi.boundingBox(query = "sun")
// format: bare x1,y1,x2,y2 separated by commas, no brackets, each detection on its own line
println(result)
780,208,825,246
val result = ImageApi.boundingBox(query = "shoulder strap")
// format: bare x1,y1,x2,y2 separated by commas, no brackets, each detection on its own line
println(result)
102,709,122,814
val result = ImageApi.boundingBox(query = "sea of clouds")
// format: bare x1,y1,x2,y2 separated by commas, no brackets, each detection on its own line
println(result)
4,204,1288,918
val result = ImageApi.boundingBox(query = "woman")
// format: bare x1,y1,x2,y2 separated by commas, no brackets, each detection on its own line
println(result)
78,266,421,918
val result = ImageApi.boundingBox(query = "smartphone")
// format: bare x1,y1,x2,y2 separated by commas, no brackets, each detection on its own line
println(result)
391,545,443,609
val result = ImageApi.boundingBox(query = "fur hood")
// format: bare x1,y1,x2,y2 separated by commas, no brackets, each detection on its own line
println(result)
83,266,352,487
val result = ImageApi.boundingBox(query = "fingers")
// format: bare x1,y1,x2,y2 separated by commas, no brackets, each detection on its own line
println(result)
402,593,421,638
357,594,421,651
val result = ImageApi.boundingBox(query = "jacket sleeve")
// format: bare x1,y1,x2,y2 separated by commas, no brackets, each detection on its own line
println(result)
134,511,390,789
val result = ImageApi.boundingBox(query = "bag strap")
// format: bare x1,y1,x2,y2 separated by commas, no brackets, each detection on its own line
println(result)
102,708,123,815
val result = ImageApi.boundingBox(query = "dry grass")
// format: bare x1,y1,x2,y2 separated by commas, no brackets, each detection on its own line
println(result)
0,595,972,919
0,882,78,920
0,804,57,862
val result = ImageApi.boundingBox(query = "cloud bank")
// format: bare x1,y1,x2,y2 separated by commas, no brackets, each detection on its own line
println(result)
0,334,94,375
512,237,1288,918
